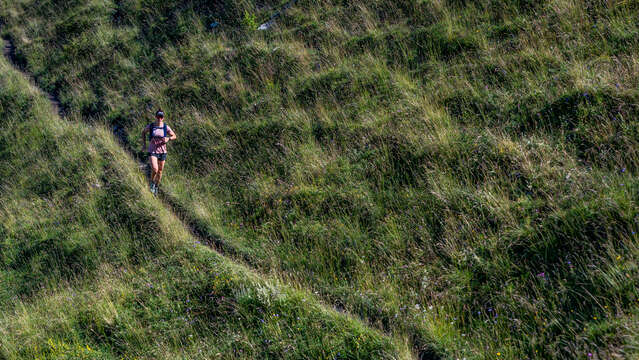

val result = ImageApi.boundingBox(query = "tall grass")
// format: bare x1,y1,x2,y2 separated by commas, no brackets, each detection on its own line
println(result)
1,0,638,358
0,56,405,359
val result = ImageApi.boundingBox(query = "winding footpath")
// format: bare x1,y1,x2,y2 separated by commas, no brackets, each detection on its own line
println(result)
1,34,435,359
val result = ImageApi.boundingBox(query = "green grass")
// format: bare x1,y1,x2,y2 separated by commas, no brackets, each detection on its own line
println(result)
1,0,639,358
0,57,405,359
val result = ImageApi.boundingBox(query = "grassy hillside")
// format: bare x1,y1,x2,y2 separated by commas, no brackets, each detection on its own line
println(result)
1,0,639,358
0,55,404,359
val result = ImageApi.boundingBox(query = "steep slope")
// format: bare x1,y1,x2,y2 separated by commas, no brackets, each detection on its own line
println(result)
1,0,639,358
0,54,406,359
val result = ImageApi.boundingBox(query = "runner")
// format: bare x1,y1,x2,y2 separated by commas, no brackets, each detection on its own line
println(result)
141,109,177,195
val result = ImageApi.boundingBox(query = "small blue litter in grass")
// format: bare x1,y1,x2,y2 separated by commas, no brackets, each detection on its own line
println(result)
209,22,220,29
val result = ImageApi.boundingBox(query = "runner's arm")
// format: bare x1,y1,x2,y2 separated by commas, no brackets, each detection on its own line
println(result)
167,128,177,141
163,128,177,144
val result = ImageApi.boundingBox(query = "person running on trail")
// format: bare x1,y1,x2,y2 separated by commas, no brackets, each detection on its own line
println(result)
142,109,177,195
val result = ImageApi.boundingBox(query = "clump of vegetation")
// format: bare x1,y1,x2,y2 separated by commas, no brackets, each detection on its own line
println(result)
1,0,638,358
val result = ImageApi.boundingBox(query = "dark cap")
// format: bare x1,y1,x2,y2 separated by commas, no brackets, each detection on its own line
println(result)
156,111,165,118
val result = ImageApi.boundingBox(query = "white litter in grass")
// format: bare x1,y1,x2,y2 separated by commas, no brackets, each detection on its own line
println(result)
258,20,275,31
257,21,274,31
256,0,298,31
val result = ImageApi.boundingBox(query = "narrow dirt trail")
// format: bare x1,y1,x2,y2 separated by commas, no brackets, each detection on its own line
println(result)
0,35,428,360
